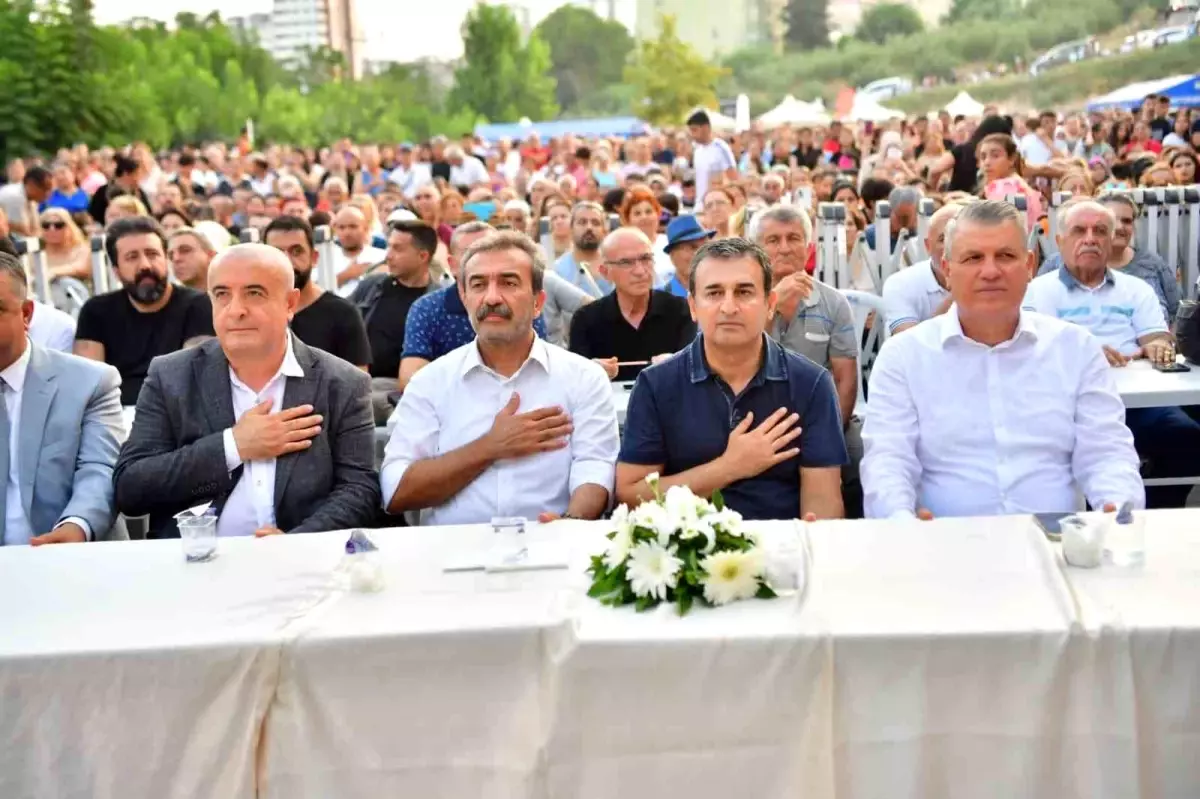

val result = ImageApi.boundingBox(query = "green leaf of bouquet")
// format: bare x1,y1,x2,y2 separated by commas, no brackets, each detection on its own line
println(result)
635,594,655,613
677,591,694,616
711,489,725,510
756,582,778,599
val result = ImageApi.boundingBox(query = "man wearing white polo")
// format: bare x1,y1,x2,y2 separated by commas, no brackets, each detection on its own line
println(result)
881,203,962,334
1023,198,1199,508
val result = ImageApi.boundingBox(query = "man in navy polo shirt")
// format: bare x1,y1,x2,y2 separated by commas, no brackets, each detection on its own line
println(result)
616,238,847,520
398,222,548,391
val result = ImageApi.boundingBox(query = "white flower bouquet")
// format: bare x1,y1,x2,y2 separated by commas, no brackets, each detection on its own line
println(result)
587,473,777,616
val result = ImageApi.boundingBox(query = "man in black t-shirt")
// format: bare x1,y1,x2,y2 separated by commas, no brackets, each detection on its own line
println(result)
88,155,151,229
263,215,371,371
348,220,440,422
74,216,214,406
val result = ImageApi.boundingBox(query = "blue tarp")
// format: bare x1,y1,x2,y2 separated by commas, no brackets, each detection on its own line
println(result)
474,116,650,142
1086,73,1200,111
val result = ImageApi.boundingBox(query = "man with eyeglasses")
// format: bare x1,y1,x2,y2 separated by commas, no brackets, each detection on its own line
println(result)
568,227,695,382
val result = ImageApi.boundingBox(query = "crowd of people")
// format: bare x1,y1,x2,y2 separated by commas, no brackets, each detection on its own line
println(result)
0,90,1197,544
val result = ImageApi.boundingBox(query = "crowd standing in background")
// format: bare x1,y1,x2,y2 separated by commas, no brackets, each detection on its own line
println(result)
1,90,1198,543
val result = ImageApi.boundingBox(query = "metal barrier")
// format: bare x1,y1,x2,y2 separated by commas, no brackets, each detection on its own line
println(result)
313,225,337,293
89,234,112,295
913,198,935,262
814,202,848,289
15,238,51,305
239,228,260,244
537,216,555,263
1184,187,1200,301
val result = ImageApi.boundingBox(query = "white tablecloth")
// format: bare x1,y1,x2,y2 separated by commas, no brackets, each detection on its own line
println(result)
1110,359,1200,408
3,512,1199,798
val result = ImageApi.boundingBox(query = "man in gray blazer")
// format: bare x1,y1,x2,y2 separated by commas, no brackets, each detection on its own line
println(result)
0,253,124,545
115,244,380,539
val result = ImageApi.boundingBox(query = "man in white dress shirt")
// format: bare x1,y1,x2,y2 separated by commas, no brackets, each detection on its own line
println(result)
862,200,1143,519
881,202,961,335
382,231,619,525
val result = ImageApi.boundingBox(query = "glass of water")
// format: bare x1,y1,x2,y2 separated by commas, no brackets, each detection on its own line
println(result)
176,509,218,562
1103,505,1145,567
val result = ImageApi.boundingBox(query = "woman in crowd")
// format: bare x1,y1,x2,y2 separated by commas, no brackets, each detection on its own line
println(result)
701,187,735,239
915,128,948,184
976,133,1043,230
538,194,574,259
832,180,861,210
40,207,90,282
105,194,148,226
44,162,89,214
1056,169,1094,197
1087,122,1115,162
1109,119,1133,154
155,207,191,235
1163,109,1192,149
928,114,1013,194
440,191,466,227
411,183,453,249
592,145,621,190
619,186,672,284
1170,150,1197,185
1138,161,1175,187
1122,121,1162,157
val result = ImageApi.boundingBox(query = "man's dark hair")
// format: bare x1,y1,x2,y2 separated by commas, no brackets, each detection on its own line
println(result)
309,210,332,228
388,219,439,257
23,165,51,189
658,192,680,216
0,251,28,296
688,237,772,296
178,153,196,168
602,188,626,215
686,110,711,127
575,146,591,161
1039,110,1057,122
0,237,19,258
114,155,139,179
264,215,315,251
105,216,166,266
860,178,894,210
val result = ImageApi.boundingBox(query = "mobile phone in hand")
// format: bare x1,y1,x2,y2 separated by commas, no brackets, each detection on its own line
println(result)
1152,361,1191,373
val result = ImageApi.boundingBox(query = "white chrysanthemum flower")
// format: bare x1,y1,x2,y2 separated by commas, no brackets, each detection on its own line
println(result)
700,549,765,606
681,515,717,552
604,525,634,570
630,501,676,546
708,507,745,537
626,541,683,600
664,485,701,525
644,471,661,487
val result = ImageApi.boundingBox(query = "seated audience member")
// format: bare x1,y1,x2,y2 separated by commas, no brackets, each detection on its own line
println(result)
751,205,861,514
616,238,848,521
263,216,371,371
167,227,214,292
662,215,715,297
0,234,78,352
553,202,612,297
863,200,1143,519
882,202,962,334
0,252,124,545
1037,193,1179,324
569,227,695,381
397,223,552,390
74,217,214,406
331,206,387,296
382,232,618,524
1024,198,1197,508
114,244,380,538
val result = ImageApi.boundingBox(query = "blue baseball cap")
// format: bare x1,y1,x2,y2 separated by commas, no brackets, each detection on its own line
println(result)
664,215,715,252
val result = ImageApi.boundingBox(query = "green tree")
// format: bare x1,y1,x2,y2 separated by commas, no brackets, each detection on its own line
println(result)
943,0,1020,24
625,15,729,127
449,4,558,123
855,2,924,46
535,6,633,112
783,0,831,51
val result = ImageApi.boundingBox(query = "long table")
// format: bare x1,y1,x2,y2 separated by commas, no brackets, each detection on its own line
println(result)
2,512,1198,798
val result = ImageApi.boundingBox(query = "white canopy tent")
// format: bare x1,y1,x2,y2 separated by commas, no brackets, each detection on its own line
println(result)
757,94,831,127
692,107,738,133
845,93,904,122
945,91,985,118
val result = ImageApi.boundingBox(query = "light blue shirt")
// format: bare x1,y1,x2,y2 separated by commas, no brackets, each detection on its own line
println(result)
1022,266,1168,356
553,251,613,299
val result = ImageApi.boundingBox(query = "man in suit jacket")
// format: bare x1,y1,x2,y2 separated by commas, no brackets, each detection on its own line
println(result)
114,243,380,539
0,253,124,545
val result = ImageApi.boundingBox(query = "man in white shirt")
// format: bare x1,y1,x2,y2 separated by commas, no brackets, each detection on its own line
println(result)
28,301,75,352
382,231,619,525
115,244,379,538
862,200,1143,519
882,202,961,334
331,206,386,297
687,110,737,204
445,145,489,191
388,143,430,199
1024,199,1199,508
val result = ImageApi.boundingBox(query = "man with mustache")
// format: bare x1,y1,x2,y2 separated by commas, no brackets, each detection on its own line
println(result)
74,216,214,406
552,202,611,298
383,231,618,525
1023,198,1199,509
263,215,370,372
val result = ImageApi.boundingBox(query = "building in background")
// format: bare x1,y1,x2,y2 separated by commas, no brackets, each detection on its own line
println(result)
636,0,775,58
230,0,366,79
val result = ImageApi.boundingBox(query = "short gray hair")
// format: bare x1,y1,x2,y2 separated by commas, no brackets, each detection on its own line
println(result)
943,199,1027,260
888,186,921,209
1097,192,1138,217
168,227,215,254
570,201,605,224
449,220,493,256
459,231,545,292
1056,197,1117,237
748,204,812,246
0,252,28,298
688,237,772,295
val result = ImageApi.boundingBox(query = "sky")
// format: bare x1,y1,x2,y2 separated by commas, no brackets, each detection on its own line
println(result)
92,0,636,62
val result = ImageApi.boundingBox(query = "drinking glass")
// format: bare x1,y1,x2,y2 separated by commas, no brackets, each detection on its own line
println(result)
176,509,218,562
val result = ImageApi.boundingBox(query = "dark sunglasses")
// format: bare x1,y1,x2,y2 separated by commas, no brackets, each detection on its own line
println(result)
41,220,66,230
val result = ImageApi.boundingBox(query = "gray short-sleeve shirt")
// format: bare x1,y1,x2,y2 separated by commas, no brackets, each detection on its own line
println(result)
769,280,857,369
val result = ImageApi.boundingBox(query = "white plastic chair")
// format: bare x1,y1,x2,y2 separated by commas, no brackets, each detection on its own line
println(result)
841,289,890,419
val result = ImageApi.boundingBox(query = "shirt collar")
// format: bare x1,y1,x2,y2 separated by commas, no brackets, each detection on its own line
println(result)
937,307,1040,348
229,335,304,393
442,283,467,315
460,334,550,380
0,341,32,394
687,333,787,385
916,259,948,294
1057,263,1114,291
